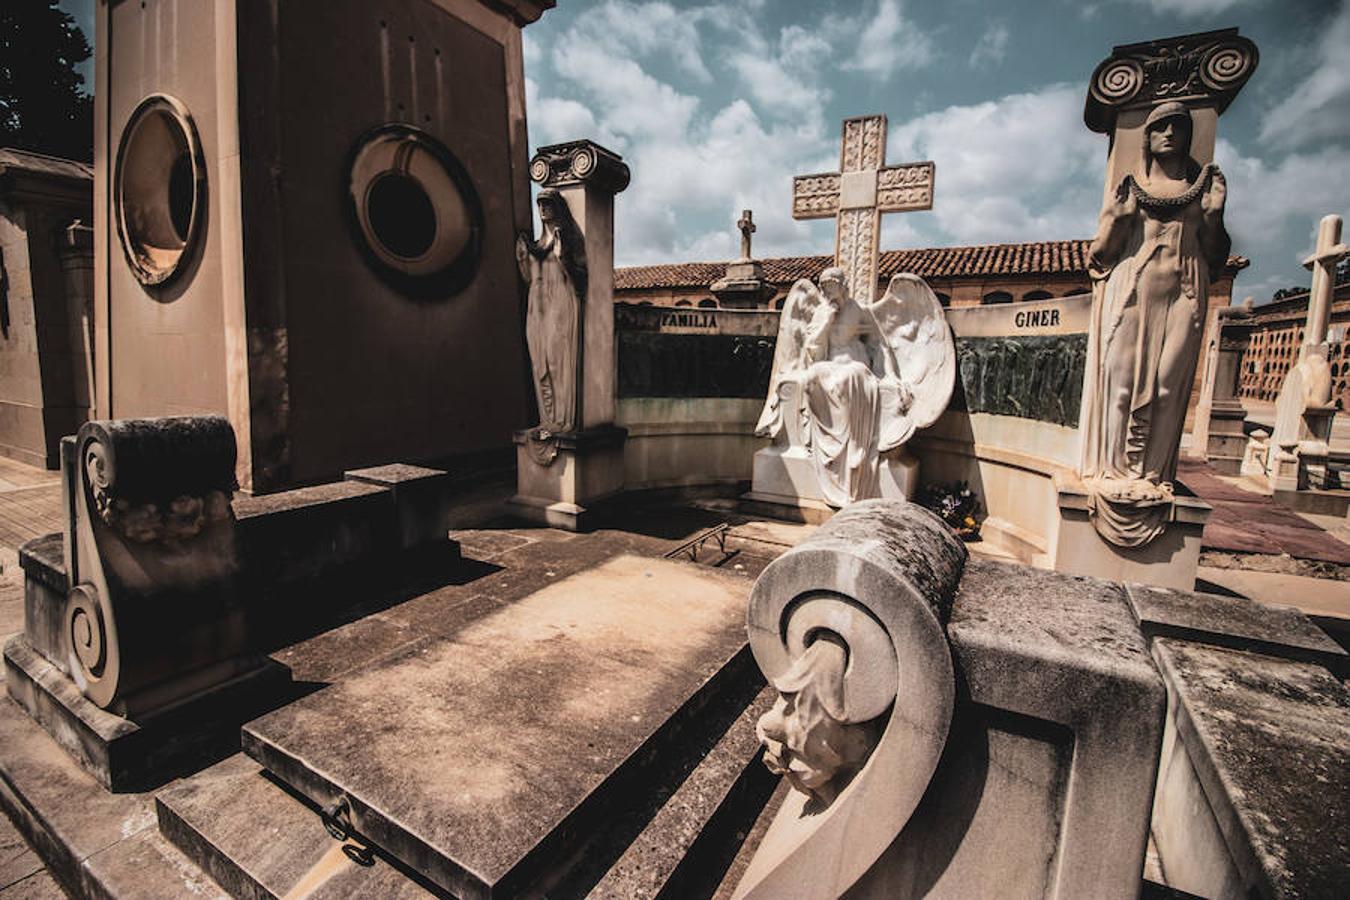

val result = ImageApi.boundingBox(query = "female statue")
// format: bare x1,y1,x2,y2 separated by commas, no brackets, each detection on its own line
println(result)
1081,101,1230,545
516,189,587,434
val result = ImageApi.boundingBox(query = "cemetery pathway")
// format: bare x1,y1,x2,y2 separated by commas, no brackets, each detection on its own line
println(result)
1178,459,1350,565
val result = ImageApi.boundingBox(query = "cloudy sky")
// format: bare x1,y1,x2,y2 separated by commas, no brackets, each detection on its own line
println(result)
521,0,1349,302
61,0,1349,302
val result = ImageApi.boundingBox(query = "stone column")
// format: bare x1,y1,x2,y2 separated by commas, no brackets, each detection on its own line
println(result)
510,140,630,530
57,221,95,425
1268,215,1349,495
1197,301,1254,474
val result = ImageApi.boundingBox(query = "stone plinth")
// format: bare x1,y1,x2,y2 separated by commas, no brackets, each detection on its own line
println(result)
744,446,919,523
509,425,627,530
711,260,775,309
3,636,288,792
1054,474,1210,590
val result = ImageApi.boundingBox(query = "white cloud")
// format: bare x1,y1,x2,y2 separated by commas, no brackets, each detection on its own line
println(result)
1120,0,1254,14
728,25,833,124
969,25,1009,69
1259,2,1350,150
561,1,714,84
1214,138,1350,297
522,33,542,70
843,0,936,80
885,84,1104,245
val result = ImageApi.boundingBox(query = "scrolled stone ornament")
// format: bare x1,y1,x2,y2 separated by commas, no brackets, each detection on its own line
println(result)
63,415,241,712
1091,57,1145,106
735,499,964,900
1200,40,1255,91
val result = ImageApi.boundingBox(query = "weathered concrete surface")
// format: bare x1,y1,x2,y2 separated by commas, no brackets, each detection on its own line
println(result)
1152,638,1350,900
0,696,225,899
244,554,753,899
4,635,291,792
1126,582,1347,675
935,559,1165,900
157,754,433,899
585,686,777,900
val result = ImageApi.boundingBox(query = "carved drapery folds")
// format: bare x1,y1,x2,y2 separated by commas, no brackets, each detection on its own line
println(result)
1084,29,1258,134
736,499,965,900
64,416,242,714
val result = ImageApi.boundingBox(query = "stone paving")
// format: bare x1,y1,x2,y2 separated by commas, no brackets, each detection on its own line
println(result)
1178,459,1350,564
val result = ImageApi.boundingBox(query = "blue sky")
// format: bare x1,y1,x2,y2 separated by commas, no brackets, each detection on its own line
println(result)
62,0,1349,302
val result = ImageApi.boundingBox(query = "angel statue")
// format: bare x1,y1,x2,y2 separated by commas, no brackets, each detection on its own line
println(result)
754,267,955,507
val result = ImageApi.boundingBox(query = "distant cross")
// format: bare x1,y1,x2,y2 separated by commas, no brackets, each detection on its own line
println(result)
737,209,756,260
792,115,935,303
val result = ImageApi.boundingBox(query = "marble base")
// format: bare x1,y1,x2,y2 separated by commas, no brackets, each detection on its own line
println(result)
509,425,627,531
1053,475,1211,591
746,445,919,516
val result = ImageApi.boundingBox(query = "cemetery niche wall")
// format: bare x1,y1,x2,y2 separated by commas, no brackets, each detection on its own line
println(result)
94,0,552,493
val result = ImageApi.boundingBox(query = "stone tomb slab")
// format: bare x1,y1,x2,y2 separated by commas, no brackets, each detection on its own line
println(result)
242,554,750,899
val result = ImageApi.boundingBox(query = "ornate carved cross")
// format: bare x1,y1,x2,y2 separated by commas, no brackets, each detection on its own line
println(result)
737,209,756,260
792,115,935,303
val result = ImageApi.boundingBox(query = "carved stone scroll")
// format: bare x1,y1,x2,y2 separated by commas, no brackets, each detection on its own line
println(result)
1084,29,1258,134
736,499,965,900
64,415,244,714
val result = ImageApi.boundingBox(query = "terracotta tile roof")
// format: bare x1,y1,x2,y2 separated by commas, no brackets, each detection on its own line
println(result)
615,239,1250,291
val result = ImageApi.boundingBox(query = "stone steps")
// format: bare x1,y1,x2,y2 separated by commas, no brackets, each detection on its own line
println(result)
158,666,778,900
237,554,760,899
155,754,435,899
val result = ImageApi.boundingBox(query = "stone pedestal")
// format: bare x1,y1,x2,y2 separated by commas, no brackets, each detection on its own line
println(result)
1204,400,1249,475
1054,474,1210,591
515,141,629,530
711,260,775,309
1194,305,1253,474
743,445,918,523
509,425,627,530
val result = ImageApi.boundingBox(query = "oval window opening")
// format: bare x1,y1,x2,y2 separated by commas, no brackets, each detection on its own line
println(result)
346,124,483,299
366,172,437,260
114,94,205,288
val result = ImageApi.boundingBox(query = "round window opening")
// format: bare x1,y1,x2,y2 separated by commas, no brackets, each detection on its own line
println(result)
347,124,483,298
114,95,206,287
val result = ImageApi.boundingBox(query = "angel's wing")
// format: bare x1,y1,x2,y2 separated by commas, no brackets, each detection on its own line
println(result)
868,273,956,450
755,278,823,437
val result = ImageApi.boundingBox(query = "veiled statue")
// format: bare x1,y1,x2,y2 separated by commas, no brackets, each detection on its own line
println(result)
755,268,954,507
1081,101,1230,546
516,188,587,436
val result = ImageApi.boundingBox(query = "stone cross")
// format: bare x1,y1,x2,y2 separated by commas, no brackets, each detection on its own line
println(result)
792,115,934,303
1301,214,1349,361
737,209,755,261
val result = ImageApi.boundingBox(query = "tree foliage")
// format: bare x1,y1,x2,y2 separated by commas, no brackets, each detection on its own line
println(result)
0,2,93,161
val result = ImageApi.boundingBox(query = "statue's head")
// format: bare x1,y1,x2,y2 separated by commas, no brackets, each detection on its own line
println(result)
756,636,878,806
536,188,563,223
819,267,848,305
1143,101,1193,167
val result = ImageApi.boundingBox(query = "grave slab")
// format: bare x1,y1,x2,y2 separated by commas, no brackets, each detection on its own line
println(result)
1125,582,1348,676
243,554,752,899
1150,639,1350,900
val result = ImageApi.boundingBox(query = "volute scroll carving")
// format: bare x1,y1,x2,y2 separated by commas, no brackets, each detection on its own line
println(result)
64,416,242,714
736,499,965,900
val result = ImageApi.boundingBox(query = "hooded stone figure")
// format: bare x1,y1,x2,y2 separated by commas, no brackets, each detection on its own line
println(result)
1081,101,1231,546
516,188,588,434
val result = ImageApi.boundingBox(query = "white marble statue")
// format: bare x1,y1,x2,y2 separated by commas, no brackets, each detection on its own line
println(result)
516,188,587,434
755,267,955,507
1080,101,1230,546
